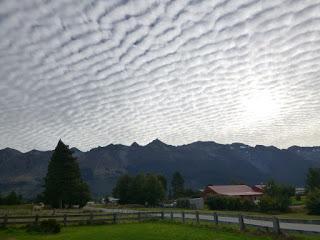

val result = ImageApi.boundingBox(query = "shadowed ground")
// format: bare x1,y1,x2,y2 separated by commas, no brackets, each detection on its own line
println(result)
0,222,319,240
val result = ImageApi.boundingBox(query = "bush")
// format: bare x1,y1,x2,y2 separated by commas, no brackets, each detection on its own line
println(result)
258,180,291,213
259,195,290,212
27,219,61,234
206,195,255,211
306,188,320,215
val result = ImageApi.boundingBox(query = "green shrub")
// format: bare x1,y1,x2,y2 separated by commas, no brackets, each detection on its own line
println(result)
206,195,255,211
258,180,291,213
306,188,320,215
27,219,61,234
259,195,290,212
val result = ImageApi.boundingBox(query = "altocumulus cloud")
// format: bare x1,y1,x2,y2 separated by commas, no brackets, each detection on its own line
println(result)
0,0,320,151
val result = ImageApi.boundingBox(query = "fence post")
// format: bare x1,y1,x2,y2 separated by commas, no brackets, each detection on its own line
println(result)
239,215,245,231
196,211,199,224
170,211,173,221
182,211,185,223
113,213,117,224
273,217,280,235
161,211,164,220
89,212,94,225
213,212,218,225
35,214,39,225
63,214,67,227
3,214,8,228
138,212,141,222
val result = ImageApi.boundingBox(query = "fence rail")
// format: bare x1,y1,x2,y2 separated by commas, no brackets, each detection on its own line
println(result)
1,210,320,235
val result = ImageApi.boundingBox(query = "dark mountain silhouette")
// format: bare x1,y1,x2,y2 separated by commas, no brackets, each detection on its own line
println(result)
0,140,319,197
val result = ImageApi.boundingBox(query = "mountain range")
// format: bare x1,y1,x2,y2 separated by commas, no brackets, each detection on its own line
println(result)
0,140,319,198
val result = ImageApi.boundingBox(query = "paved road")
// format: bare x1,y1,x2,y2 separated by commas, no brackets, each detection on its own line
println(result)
84,206,138,214
175,212,320,233
85,207,320,233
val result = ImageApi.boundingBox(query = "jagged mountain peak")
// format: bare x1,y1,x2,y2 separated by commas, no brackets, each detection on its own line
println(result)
0,147,22,154
131,142,140,147
146,138,167,147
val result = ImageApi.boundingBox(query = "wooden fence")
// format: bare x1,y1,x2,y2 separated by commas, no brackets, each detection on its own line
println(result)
1,211,320,235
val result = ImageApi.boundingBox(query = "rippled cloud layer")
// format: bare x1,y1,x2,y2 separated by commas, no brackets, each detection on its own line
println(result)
1,0,320,151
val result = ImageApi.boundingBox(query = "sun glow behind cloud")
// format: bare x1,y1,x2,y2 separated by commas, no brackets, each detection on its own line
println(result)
0,0,320,151
242,91,281,122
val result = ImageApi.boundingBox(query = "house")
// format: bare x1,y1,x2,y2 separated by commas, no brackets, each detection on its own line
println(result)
203,185,263,201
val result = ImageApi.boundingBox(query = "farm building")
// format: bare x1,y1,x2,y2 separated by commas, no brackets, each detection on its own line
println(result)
252,184,265,192
203,185,263,201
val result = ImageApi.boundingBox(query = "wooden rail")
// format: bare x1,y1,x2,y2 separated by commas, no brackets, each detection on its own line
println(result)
1,211,319,235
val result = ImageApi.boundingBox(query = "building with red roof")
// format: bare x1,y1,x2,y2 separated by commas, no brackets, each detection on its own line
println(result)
252,184,265,193
203,184,263,201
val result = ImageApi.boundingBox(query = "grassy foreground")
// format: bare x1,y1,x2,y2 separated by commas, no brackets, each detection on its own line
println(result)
0,222,319,240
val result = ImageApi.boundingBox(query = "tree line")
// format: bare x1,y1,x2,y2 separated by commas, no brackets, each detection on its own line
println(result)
112,171,201,205
0,191,23,205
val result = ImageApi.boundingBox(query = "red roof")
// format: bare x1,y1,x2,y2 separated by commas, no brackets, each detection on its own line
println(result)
253,184,265,190
206,185,263,196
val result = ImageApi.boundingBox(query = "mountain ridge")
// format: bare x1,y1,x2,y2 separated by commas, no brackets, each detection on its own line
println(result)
0,140,319,198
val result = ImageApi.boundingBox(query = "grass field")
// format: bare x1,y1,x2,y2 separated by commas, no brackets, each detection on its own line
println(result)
0,204,97,216
290,196,306,206
0,222,319,240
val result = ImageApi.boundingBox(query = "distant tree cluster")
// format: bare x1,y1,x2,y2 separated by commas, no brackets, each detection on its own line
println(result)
0,191,23,205
112,171,201,206
112,173,165,205
43,140,90,208
305,168,320,214
170,171,201,199
171,171,184,198
258,180,294,212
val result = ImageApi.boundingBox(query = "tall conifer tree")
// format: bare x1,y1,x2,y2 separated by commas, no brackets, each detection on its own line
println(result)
44,140,90,208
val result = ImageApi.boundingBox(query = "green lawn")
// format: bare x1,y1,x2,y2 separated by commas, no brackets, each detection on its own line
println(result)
290,196,306,206
0,222,319,240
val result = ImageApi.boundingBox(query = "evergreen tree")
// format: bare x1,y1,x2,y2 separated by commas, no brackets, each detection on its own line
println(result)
144,174,165,206
157,175,167,192
112,174,132,204
4,191,22,205
129,174,146,204
171,171,185,198
306,188,320,215
306,168,320,192
43,140,90,208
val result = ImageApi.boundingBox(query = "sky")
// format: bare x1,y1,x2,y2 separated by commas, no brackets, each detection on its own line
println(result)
0,0,320,152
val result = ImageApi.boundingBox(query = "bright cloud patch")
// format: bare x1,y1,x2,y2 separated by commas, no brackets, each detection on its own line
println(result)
0,0,320,151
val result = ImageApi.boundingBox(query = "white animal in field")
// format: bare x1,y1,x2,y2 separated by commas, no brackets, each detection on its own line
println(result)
33,202,45,211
